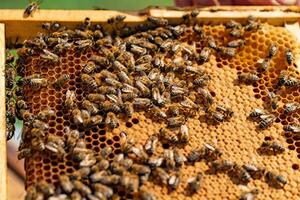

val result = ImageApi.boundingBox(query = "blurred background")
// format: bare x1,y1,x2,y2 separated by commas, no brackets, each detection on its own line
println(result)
3,0,299,199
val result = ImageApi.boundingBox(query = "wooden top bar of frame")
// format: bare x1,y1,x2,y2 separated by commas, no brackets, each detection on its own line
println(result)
0,6,300,41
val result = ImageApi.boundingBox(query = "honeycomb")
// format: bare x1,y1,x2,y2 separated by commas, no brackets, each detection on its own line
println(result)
19,19,300,200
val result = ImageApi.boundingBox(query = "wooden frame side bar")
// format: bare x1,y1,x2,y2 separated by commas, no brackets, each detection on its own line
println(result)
0,7,300,41
0,23,7,200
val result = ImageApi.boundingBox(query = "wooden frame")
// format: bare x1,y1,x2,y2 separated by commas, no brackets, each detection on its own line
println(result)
0,6,300,41
0,23,7,200
0,6,300,200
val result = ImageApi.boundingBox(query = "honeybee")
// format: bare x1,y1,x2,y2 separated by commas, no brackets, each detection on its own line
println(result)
89,55,109,67
117,51,135,71
25,77,48,90
133,98,152,109
207,35,218,50
37,108,54,121
285,49,294,65
139,190,156,200
167,115,186,128
64,127,80,149
131,164,151,176
193,24,203,35
104,77,122,88
116,73,132,88
187,149,203,163
73,180,92,196
266,92,278,110
40,49,59,63
265,171,287,188
90,115,103,127
81,109,91,128
238,72,259,84
150,106,167,119
168,173,180,190
245,15,260,31
242,164,265,179
249,108,266,119
170,85,188,96
144,135,158,155
229,28,243,38
5,67,15,89
180,96,198,110
31,137,45,151
210,159,235,173
120,174,139,193
284,102,300,114
82,62,99,74
82,100,99,115
187,173,203,194
38,180,55,196
92,159,110,172
174,148,187,166
45,134,66,158
130,44,147,56
70,191,82,200
32,119,49,131
147,69,160,82
198,88,213,106
42,22,62,32
225,20,242,29
23,1,41,18
112,60,127,73
105,112,119,129
59,175,74,193
268,44,277,58
53,74,69,89
218,46,236,57
239,189,259,200
87,93,105,103
216,105,234,119
283,124,300,133
193,74,210,87
159,127,179,144
121,101,133,118
203,143,222,162
227,39,245,48
198,47,211,63
72,108,83,125
98,86,117,95
257,58,270,72
259,114,275,129
148,155,164,169
154,167,170,185
147,16,168,27
168,105,180,116
81,74,98,91
17,148,32,160
179,124,189,143
277,71,299,87
259,141,285,155
62,90,75,110
231,165,251,184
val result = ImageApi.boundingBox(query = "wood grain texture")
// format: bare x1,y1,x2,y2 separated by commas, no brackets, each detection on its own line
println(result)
0,6,300,42
0,23,7,200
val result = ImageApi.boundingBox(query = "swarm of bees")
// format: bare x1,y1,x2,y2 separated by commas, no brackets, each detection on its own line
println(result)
4,8,298,199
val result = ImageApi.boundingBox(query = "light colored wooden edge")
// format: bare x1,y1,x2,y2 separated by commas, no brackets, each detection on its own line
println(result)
149,8,300,24
0,23,7,200
0,6,300,42
285,22,300,72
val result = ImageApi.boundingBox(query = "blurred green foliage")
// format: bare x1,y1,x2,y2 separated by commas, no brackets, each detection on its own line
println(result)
0,0,174,10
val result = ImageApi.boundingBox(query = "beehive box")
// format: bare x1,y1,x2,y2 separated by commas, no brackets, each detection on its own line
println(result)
1,6,300,200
